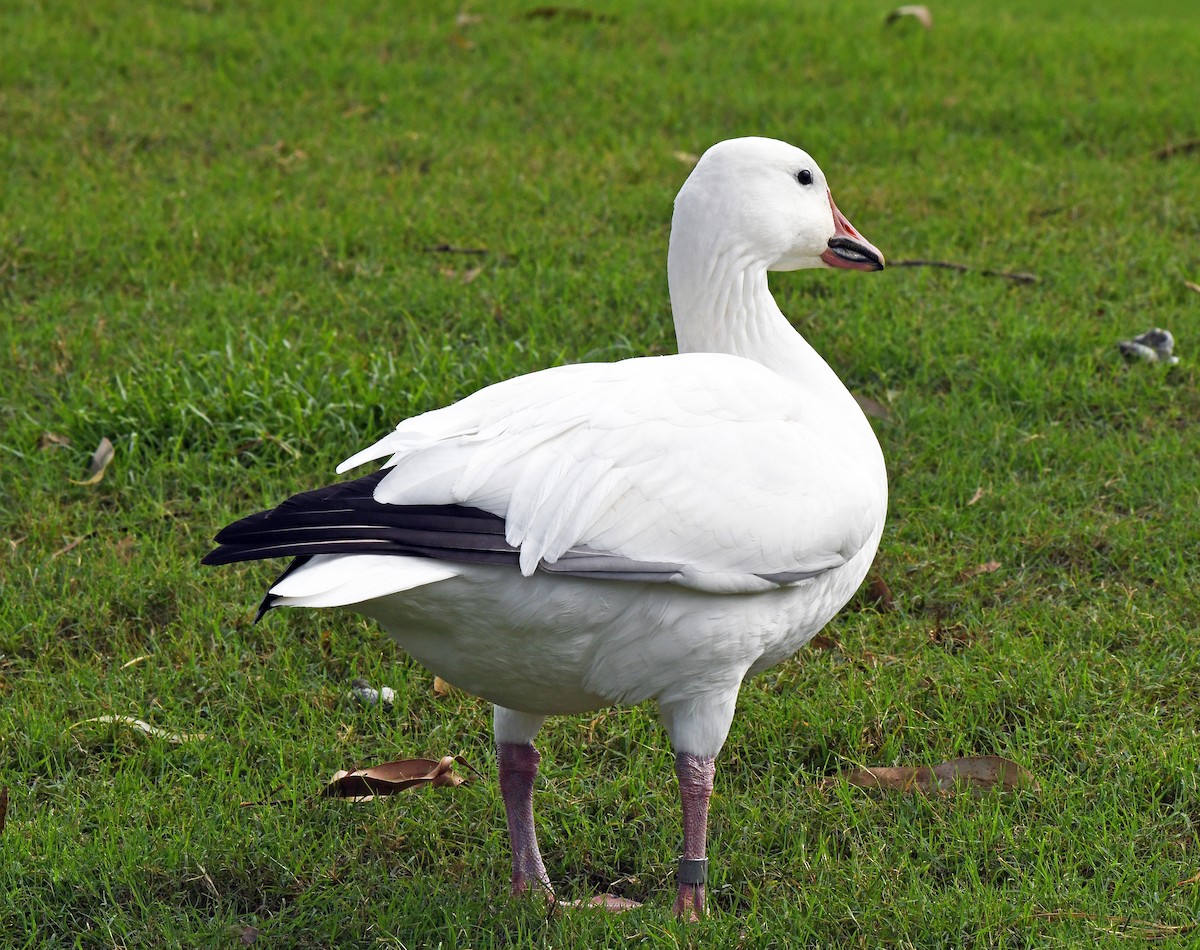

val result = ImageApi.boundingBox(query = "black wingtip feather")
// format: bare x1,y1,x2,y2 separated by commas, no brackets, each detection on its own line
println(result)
203,470,519,569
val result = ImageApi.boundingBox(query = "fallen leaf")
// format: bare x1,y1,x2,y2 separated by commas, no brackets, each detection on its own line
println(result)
853,393,893,421
0,786,8,833
72,715,207,744
322,755,477,801
808,634,839,651
70,437,114,485
966,486,987,506
959,560,1001,580
820,755,1037,795
232,924,260,945
885,5,932,29
432,676,454,697
38,432,72,450
865,575,895,610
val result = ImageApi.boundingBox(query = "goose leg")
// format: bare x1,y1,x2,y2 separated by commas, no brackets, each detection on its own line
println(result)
673,752,716,919
497,741,553,897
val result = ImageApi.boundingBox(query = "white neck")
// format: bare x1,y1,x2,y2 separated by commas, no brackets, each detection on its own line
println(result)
668,223,846,391
666,217,885,482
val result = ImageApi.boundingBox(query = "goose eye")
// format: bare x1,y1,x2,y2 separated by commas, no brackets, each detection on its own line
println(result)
796,169,814,186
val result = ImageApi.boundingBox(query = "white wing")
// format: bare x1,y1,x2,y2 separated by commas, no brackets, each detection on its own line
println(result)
336,353,885,594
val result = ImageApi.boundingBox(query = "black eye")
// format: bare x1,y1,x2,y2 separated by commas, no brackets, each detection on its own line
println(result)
796,169,814,186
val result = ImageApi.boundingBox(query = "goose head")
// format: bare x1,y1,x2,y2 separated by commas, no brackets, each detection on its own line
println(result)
670,136,884,274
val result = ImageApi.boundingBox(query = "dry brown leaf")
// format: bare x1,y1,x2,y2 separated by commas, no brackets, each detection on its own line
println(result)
853,393,893,421
959,560,1001,580
865,575,895,610
808,634,840,651
966,486,988,506
885,5,932,29
432,676,454,697
38,431,72,450
820,755,1037,795
322,755,476,801
70,437,114,485
72,715,207,744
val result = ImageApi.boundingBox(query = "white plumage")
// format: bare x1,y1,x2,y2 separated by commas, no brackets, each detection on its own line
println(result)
207,136,887,917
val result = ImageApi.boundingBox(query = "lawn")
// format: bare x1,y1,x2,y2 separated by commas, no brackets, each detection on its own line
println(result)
2,0,1199,946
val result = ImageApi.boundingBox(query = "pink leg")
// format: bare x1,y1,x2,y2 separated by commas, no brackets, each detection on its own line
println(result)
673,752,716,919
497,741,552,898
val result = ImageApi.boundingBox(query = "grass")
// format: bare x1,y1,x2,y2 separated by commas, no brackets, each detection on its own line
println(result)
2,0,1199,946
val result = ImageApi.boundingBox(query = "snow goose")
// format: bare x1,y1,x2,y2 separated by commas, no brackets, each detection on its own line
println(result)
204,136,886,917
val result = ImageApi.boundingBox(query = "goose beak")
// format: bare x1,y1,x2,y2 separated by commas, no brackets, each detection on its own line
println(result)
820,190,885,271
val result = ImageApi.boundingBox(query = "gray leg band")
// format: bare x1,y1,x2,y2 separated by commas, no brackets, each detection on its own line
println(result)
676,857,709,886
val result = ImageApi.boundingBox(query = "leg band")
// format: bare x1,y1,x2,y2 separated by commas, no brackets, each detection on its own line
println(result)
676,857,709,886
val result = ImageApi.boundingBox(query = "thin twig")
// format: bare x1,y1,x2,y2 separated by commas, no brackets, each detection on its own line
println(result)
893,259,1038,284
1153,138,1200,160
425,243,490,255
1030,910,1197,939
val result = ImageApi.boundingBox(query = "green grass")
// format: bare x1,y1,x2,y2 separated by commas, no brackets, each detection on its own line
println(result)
3,0,1200,946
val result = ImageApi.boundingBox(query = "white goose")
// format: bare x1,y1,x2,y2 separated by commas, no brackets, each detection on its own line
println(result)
205,136,887,917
